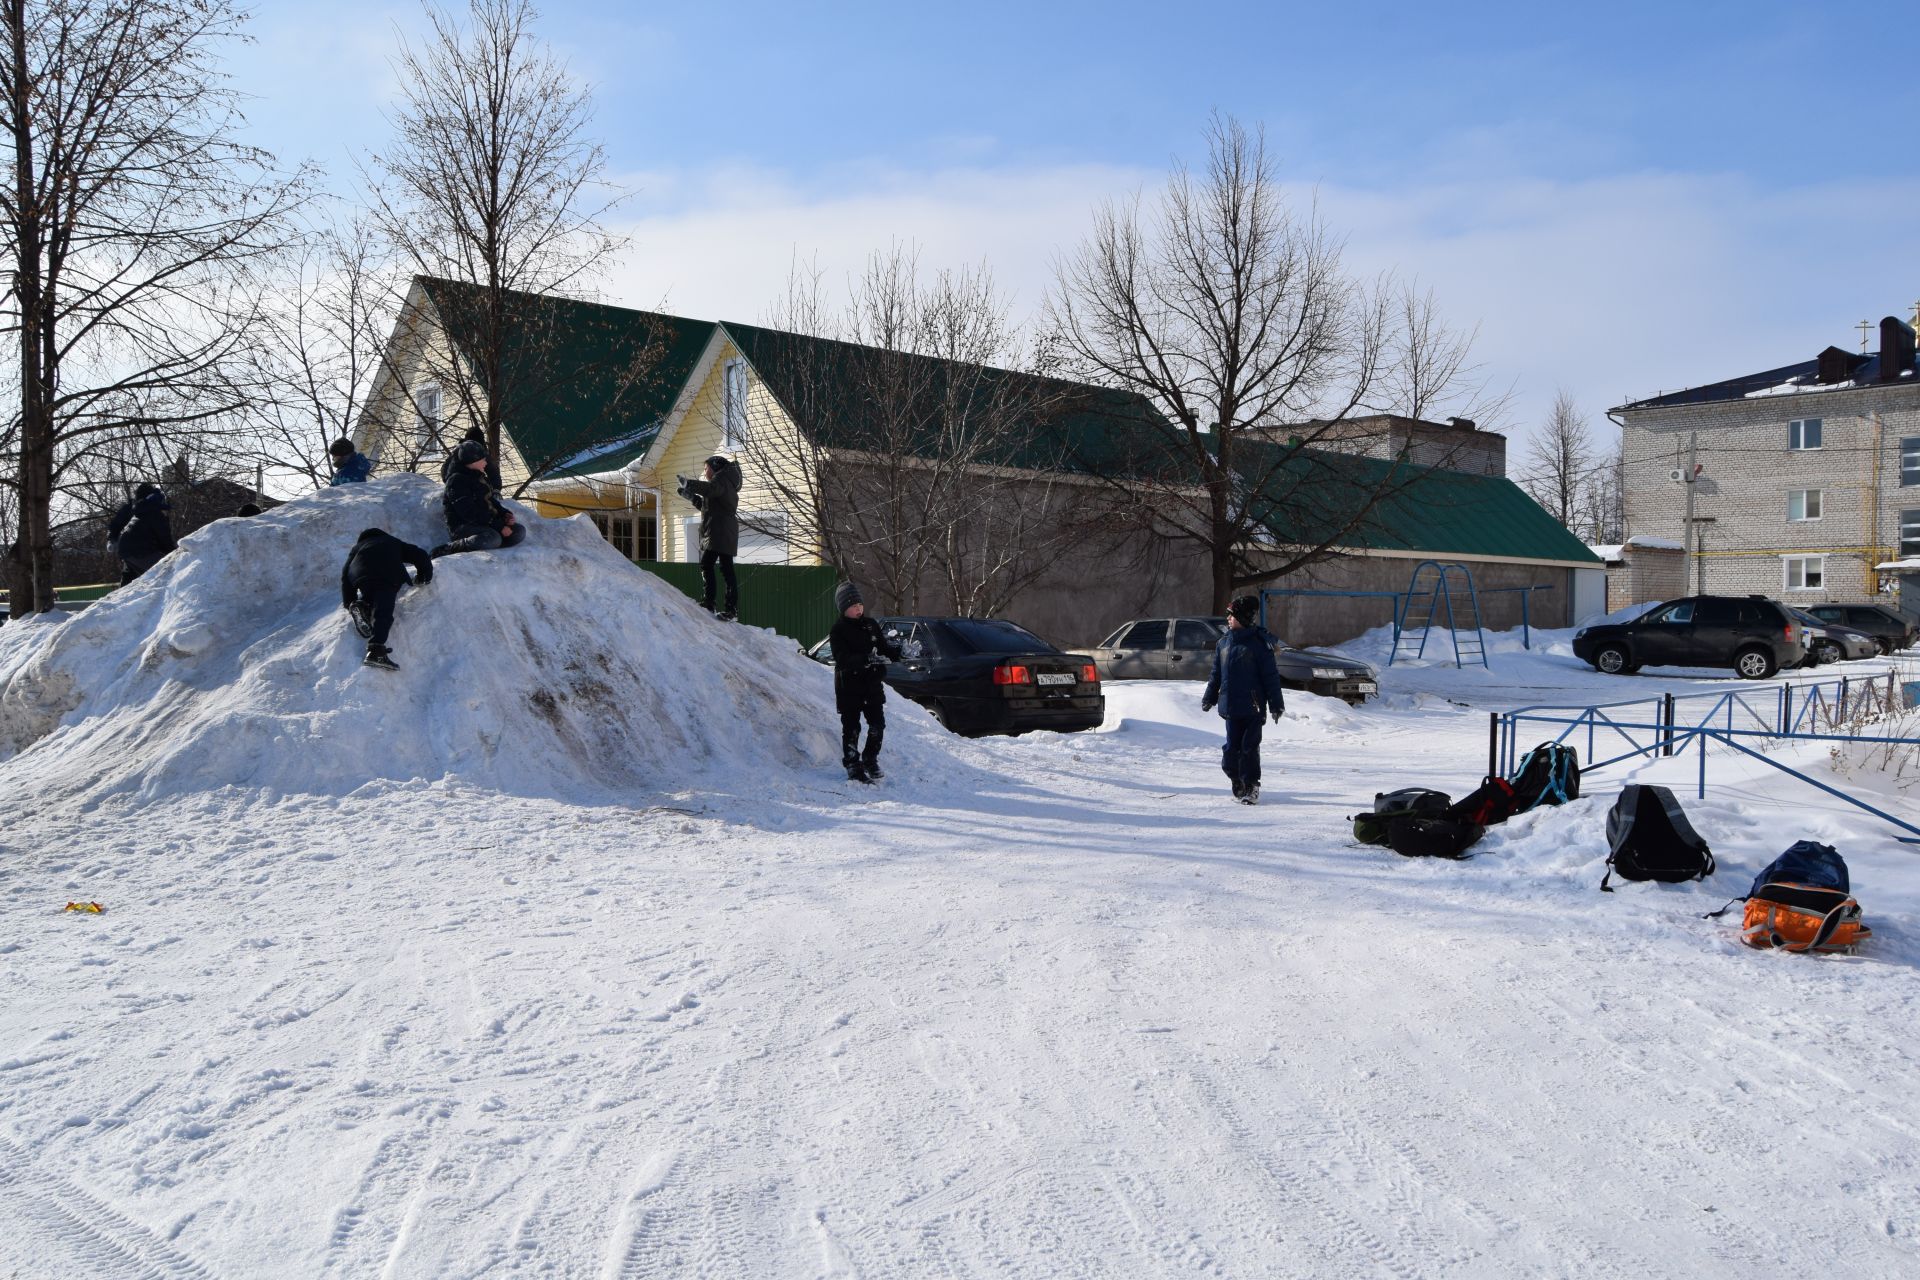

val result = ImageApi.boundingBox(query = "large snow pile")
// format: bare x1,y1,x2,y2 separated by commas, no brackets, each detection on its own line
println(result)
0,475,943,804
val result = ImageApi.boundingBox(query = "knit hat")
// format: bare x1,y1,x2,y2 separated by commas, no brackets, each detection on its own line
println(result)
452,439,489,468
463,426,486,444
1228,594,1261,625
834,581,862,614
705,454,729,472
134,482,161,500
328,437,355,458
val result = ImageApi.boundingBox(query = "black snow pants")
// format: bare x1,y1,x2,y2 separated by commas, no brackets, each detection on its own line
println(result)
1221,714,1264,788
836,670,886,766
442,522,526,556
700,548,738,612
356,582,401,649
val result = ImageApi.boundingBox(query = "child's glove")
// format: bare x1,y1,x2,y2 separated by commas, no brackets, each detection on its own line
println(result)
1200,694,1216,712
1270,708,1283,723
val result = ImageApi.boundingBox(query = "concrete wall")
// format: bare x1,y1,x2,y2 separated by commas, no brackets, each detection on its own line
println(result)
1257,556,1575,648
1619,381,1920,604
1603,546,1685,611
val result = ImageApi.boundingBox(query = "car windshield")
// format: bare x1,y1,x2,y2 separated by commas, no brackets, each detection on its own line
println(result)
940,618,1057,655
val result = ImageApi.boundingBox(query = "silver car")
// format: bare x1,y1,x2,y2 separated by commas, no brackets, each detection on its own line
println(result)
1088,615,1379,703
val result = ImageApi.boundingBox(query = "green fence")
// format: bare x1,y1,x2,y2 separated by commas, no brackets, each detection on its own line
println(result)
635,561,840,648
0,581,118,614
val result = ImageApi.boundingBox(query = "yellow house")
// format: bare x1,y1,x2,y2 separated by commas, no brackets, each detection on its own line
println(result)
354,276,824,571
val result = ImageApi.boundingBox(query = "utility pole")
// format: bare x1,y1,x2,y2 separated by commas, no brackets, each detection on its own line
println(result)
1678,433,1704,593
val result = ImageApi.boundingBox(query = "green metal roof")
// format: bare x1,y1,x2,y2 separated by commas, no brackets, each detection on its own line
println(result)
1244,443,1603,564
419,277,716,478
718,320,1170,470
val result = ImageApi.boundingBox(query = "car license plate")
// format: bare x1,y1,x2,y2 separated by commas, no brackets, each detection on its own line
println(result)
1036,673,1075,686
1342,681,1377,694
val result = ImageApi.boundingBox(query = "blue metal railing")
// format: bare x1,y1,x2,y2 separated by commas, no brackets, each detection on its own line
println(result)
1495,667,1920,843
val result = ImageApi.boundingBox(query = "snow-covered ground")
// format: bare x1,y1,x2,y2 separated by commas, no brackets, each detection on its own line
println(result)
5,481,1920,1277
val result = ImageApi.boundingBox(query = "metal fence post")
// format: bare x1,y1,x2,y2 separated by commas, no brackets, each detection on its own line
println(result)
1662,692,1676,757
1488,712,1498,780
1698,727,1708,798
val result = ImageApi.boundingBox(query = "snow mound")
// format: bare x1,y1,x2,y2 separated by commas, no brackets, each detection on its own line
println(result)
1094,679,1365,747
0,475,945,804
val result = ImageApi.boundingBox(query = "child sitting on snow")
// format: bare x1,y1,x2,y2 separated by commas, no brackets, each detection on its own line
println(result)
828,581,900,783
342,528,434,671
433,440,524,557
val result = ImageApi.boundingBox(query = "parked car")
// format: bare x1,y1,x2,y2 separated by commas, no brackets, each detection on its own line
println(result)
807,616,1104,737
1788,608,1877,666
1573,595,1806,679
1086,615,1379,703
1804,603,1916,655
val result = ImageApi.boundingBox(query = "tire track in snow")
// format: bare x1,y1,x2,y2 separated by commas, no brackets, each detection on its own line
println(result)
0,1138,212,1279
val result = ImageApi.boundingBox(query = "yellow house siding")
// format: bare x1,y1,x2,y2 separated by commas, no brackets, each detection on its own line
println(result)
650,342,821,566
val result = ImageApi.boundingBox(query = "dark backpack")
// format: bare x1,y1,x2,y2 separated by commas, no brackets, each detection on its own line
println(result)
1386,814,1485,859
1448,775,1516,826
1600,785,1713,891
1351,788,1450,846
1508,742,1580,812
1704,842,1870,953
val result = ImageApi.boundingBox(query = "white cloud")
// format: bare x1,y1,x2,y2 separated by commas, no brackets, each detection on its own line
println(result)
601,161,1920,456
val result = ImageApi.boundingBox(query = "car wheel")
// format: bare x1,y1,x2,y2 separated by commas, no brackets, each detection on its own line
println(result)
1734,646,1777,680
1817,641,1842,664
1594,644,1631,675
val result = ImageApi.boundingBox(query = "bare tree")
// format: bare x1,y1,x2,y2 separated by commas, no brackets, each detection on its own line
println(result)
1578,429,1627,544
1,0,306,614
1520,389,1593,529
363,0,630,479
1370,282,1512,428
240,215,408,490
1048,114,1490,612
728,246,1100,615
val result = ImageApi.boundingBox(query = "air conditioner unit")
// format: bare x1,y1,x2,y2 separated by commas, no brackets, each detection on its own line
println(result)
1669,467,1685,482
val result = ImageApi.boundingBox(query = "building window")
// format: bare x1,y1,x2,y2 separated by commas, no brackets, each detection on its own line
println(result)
1782,556,1824,591
1902,509,1920,558
1788,418,1822,450
721,358,748,452
1902,437,1920,487
1787,488,1822,522
589,509,656,562
737,512,789,564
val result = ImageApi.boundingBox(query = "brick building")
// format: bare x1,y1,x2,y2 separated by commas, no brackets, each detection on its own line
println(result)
1613,314,1920,616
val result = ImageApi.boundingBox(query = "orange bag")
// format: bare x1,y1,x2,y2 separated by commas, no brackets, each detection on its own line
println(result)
1740,883,1870,954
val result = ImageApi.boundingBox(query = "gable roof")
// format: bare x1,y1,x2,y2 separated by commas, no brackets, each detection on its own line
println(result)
1616,345,1916,411
418,277,717,478
717,319,1171,471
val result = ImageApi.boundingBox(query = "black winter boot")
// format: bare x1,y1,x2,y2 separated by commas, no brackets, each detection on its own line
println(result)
364,646,399,671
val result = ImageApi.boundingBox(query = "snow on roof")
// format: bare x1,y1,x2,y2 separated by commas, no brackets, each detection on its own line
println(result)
1874,557,1920,571
1586,544,1624,562
1626,536,1684,551
0,474,951,804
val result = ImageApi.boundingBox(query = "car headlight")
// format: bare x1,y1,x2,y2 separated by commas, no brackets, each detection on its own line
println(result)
1312,667,1349,680
1575,628,1588,639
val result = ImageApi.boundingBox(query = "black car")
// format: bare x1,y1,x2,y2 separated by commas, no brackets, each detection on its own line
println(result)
1573,595,1806,679
807,616,1104,737
1804,603,1916,655
1087,615,1379,703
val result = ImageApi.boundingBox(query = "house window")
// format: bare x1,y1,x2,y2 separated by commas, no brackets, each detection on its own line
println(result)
737,512,789,564
722,358,748,452
681,512,788,564
1788,418,1822,450
589,509,657,562
1787,489,1822,522
1783,556,1824,591
415,384,445,462
1902,509,1920,558
1902,437,1920,487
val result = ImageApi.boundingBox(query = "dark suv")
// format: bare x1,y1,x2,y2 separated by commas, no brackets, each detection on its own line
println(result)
1804,603,1916,655
1573,595,1805,679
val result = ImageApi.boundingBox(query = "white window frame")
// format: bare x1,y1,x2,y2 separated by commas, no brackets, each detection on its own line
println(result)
1782,555,1825,591
736,511,789,565
1788,417,1822,451
1901,437,1920,487
1787,488,1822,522
680,512,790,565
721,358,749,453
415,384,445,462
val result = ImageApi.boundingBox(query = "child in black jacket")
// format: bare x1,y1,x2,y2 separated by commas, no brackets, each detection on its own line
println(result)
828,581,900,783
342,528,434,670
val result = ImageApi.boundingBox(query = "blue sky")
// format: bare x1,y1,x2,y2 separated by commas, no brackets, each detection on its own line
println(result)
234,0,1920,448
